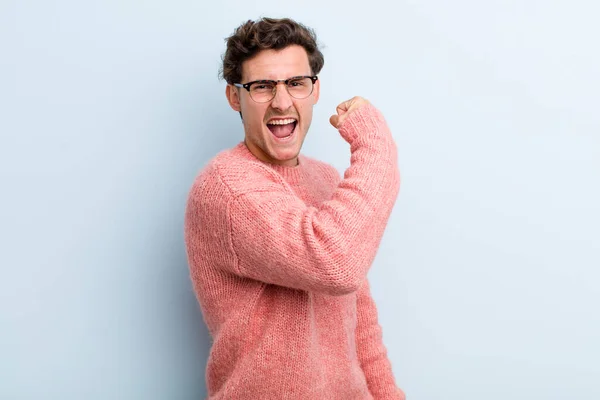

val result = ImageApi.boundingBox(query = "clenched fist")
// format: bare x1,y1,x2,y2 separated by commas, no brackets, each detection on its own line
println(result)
329,96,371,129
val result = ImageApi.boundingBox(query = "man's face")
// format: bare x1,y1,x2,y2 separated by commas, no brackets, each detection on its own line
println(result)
226,45,320,167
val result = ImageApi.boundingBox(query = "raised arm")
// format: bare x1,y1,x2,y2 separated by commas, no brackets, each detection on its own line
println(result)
186,99,400,296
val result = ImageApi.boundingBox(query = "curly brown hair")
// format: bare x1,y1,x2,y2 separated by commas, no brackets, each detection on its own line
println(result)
220,17,324,84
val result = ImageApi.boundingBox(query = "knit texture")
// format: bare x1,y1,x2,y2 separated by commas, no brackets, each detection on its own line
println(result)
184,103,405,399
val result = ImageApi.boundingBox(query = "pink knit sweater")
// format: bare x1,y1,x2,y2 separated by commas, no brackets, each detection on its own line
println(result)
184,103,405,399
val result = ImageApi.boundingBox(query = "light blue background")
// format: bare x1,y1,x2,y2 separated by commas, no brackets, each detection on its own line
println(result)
2,1,599,399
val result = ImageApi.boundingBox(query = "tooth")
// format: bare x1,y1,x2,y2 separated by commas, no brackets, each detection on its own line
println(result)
268,118,296,125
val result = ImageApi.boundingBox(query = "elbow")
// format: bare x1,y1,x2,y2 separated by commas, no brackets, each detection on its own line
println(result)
323,274,363,296
307,219,375,296
320,261,366,296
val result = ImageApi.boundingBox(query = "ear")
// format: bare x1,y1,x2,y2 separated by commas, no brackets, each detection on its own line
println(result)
312,78,320,104
226,84,242,112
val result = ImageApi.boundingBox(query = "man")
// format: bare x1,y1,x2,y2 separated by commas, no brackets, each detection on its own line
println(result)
184,17,405,399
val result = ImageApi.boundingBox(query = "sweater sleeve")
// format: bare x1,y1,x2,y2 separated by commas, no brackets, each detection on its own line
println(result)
356,278,406,399
225,103,400,295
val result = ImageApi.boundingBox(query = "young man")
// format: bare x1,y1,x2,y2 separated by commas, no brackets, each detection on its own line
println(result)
184,17,405,399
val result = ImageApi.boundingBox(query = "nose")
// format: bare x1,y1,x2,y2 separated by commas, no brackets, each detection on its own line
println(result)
270,82,293,111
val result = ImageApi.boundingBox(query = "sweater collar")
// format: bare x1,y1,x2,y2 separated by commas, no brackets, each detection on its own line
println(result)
235,141,306,184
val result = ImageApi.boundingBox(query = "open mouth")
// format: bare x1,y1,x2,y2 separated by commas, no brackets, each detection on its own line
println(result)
267,119,298,140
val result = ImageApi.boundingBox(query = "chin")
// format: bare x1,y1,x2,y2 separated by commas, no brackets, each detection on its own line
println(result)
264,127,304,160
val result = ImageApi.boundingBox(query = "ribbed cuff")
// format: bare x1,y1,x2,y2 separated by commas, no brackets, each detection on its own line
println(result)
338,102,388,146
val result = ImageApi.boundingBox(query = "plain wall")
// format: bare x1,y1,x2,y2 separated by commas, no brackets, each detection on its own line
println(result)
2,0,599,399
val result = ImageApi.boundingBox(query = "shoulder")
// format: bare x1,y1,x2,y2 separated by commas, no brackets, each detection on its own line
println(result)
187,144,287,203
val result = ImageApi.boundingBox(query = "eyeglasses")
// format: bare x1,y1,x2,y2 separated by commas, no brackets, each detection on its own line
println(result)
233,75,318,103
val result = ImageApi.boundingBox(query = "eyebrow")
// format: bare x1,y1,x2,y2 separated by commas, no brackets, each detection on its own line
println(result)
244,75,311,83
